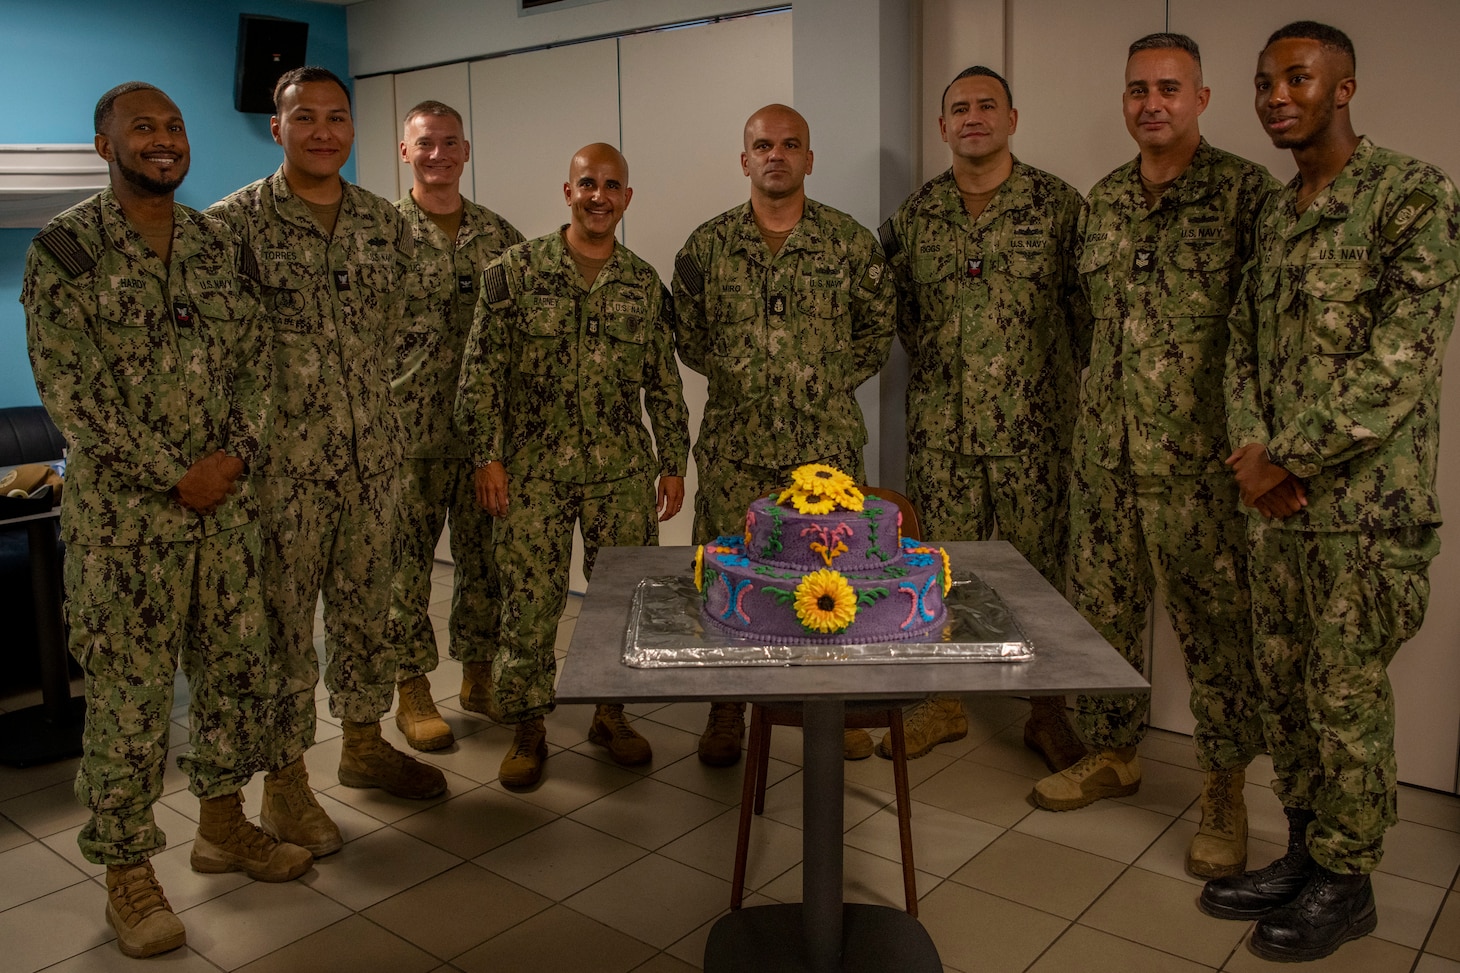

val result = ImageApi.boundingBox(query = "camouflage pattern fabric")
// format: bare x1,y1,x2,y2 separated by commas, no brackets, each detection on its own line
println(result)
692,448,865,545
66,534,273,864
908,447,1067,588
490,473,658,722
456,231,687,721
387,195,522,677
1246,520,1436,872
1069,455,1262,768
23,189,265,546
207,167,414,480
1070,140,1275,767
672,199,894,470
887,163,1087,459
1227,138,1460,872
22,189,271,865
1079,140,1277,476
210,169,413,766
390,456,499,675
256,470,398,763
456,230,689,482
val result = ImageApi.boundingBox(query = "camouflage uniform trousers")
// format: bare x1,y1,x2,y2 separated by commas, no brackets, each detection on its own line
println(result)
256,469,398,767
907,444,1067,588
493,472,658,721
692,448,866,545
1070,453,1263,771
66,529,272,865
388,457,499,678
1248,519,1437,873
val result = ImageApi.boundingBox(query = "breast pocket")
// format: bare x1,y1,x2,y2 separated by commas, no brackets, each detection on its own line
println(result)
603,311,647,383
97,302,170,380
710,295,760,358
1078,239,1120,319
1166,241,1239,317
515,295,574,376
1301,263,1376,355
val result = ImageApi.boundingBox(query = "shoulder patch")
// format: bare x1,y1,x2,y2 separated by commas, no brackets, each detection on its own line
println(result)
877,217,900,260
482,263,510,306
236,243,260,285
854,253,887,301
34,225,96,279
674,252,704,297
658,283,677,329
396,218,416,259
1383,190,1437,243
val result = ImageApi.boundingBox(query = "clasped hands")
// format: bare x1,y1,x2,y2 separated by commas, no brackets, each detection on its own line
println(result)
1225,443,1307,519
172,449,245,515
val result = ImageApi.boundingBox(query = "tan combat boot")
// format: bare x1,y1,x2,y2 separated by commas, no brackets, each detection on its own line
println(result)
844,728,874,760
1033,747,1142,810
338,720,448,799
395,674,455,751
460,661,503,721
1023,695,1087,772
261,758,344,857
698,702,746,766
500,716,548,787
588,703,652,765
877,697,968,759
1188,766,1249,878
192,791,313,881
106,861,186,958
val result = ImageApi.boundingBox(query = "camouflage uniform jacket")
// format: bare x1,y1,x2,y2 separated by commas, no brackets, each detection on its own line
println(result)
885,162,1087,455
1078,139,1277,475
1226,137,1460,531
22,188,265,546
208,167,414,479
392,193,524,459
672,199,894,466
456,229,689,483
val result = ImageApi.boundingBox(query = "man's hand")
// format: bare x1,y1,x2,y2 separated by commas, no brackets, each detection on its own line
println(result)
172,450,242,514
475,461,509,517
657,475,685,522
1225,443,1292,508
1253,474,1308,520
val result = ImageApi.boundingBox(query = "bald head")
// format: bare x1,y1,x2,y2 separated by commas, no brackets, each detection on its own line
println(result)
741,105,813,204
569,142,628,183
743,104,810,152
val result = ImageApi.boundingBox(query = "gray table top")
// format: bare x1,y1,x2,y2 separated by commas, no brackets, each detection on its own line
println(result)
556,541,1148,704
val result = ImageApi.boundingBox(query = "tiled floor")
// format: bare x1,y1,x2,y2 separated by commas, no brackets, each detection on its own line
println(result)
4,563,1460,971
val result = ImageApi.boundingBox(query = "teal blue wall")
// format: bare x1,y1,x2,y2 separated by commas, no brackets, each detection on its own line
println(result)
0,0,352,407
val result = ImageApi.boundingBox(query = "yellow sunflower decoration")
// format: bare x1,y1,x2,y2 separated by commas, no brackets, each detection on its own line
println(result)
693,545,705,592
794,569,858,633
780,464,865,513
940,547,953,595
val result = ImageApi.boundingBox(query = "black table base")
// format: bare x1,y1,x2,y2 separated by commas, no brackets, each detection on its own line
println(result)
705,903,941,972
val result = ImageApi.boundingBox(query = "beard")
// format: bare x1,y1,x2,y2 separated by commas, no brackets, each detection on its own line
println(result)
116,156,187,196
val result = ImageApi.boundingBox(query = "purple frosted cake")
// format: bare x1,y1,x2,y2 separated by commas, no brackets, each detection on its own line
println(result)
695,465,950,643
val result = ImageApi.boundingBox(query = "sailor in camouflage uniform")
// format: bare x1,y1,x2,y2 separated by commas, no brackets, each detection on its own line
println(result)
1031,37,1274,884
209,68,445,858
672,104,894,765
882,66,1087,768
386,100,524,752
1201,23,1460,962
456,143,688,787
22,83,310,959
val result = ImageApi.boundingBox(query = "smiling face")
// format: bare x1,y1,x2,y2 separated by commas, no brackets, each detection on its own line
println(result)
563,144,631,245
272,80,355,187
741,106,813,201
1123,47,1209,155
939,75,1017,164
96,88,189,197
401,111,469,191
1254,36,1355,151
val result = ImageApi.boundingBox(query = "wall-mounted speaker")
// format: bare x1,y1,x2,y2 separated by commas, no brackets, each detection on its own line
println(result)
234,14,309,114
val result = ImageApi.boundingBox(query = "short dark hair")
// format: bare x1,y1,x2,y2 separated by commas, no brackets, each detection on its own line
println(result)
272,66,352,114
1265,21,1356,73
403,100,464,130
942,65,1013,113
94,81,164,135
1128,32,1203,85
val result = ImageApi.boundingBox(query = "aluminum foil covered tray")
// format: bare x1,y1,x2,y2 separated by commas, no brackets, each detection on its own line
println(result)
622,574,1032,667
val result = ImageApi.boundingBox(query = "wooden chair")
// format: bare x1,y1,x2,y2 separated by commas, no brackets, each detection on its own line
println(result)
730,486,921,917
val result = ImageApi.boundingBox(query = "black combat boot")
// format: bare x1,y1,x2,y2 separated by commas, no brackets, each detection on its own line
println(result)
1250,869,1376,961
1199,806,1315,919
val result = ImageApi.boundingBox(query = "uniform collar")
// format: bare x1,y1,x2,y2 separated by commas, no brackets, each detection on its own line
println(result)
96,186,204,271
1280,135,1374,233
730,197,830,259
1124,137,1221,210
928,159,1038,226
265,164,365,236
399,190,481,249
